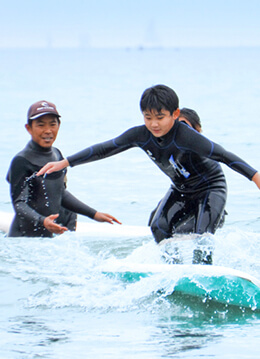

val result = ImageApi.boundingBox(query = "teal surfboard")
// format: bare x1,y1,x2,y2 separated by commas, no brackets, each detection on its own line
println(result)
102,263,260,310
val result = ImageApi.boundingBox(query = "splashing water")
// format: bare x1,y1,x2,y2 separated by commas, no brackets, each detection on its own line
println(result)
0,227,259,313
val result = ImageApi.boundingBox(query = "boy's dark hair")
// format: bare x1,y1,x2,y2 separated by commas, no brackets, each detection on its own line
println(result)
179,108,202,131
140,85,179,115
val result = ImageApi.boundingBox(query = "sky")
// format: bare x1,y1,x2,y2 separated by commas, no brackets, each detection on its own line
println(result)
1,0,260,48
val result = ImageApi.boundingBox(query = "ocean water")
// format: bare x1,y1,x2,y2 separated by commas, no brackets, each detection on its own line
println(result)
0,46,260,358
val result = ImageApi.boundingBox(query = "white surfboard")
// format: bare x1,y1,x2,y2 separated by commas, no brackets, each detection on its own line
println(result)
0,211,151,237
0,211,13,233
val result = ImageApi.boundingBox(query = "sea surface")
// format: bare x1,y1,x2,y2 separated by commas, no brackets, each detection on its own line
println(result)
0,46,260,358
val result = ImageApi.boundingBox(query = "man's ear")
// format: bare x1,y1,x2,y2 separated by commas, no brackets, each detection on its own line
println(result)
25,123,32,135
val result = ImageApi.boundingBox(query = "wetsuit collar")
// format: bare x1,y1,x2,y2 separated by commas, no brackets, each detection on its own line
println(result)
22,140,60,166
29,140,53,153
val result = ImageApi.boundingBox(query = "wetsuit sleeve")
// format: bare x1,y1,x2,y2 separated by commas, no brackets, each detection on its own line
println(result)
67,127,140,167
176,123,257,180
61,190,97,219
7,156,45,226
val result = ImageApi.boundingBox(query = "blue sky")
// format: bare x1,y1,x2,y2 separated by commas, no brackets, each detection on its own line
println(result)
1,0,260,48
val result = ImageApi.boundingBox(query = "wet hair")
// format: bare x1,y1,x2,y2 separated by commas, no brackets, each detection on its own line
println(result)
179,108,202,132
140,85,179,115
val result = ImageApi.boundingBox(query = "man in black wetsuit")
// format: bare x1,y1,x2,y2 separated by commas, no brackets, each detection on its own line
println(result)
6,100,121,237
37,86,260,245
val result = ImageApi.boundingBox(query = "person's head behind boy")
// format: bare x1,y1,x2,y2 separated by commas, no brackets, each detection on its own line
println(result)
179,108,202,133
140,85,180,138
25,101,61,149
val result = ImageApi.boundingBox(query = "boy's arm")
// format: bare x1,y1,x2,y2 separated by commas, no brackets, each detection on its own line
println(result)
37,127,141,176
178,124,258,181
37,138,124,175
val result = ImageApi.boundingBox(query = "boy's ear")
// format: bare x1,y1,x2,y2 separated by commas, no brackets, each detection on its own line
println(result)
173,108,180,119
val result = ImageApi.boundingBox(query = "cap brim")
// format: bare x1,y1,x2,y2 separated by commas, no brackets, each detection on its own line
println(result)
29,112,61,120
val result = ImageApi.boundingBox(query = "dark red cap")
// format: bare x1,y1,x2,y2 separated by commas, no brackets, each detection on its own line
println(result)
27,101,61,121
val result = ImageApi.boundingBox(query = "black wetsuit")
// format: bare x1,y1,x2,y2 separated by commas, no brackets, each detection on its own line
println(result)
66,121,257,243
6,140,97,237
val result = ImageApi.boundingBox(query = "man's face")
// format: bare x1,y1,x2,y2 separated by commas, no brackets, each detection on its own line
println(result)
143,108,180,137
26,115,60,148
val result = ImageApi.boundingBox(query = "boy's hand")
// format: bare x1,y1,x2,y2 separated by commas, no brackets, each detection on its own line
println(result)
43,214,68,234
94,212,122,225
252,172,260,189
37,159,69,176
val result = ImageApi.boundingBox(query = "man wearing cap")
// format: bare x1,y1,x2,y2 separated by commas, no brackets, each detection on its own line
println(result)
6,100,121,237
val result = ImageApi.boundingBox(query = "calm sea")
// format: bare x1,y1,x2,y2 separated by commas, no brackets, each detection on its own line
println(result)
0,47,260,358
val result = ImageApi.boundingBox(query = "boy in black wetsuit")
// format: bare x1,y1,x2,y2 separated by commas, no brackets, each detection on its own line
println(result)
37,86,260,245
7,100,121,237
148,107,226,235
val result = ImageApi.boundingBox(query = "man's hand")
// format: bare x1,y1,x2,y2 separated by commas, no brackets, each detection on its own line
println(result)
43,214,68,234
94,212,122,225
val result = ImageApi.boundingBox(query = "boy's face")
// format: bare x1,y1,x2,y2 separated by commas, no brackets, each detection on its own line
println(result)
25,115,60,148
143,108,180,137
